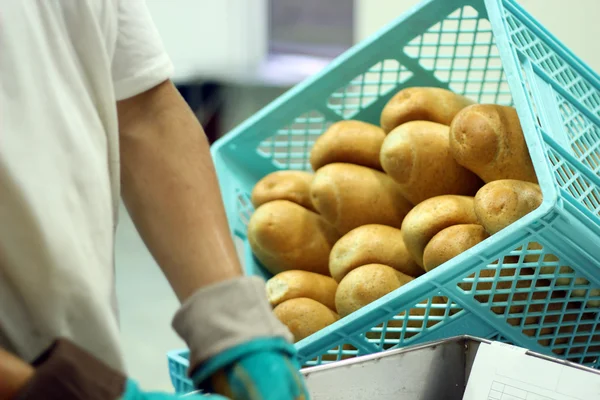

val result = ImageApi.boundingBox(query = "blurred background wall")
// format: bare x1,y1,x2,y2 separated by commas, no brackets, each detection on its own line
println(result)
116,0,600,391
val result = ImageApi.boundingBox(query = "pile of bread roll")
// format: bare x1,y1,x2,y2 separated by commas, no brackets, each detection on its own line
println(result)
248,86,544,343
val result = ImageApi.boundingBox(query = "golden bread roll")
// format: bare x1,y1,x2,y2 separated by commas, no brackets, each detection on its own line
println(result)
266,270,338,310
401,195,478,266
310,120,385,171
380,121,482,204
423,224,489,271
449,104,537,183
474,179,542,234
247,200,340,275
335,264,413,317
310,163,413,234
329,224,423,282
273,298,340,343
380,87,474,133
251,170,315,211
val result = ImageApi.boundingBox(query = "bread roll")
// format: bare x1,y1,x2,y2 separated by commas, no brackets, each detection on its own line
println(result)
248,200,340,275
423,224,489,271
329,224,423,282
380,87,474,133
380,121,482,204
449,104,537,183
335,264,413,317
474,179,542,234
251,170,315,211
402,195,478,266
311,163,413,234
310,120,385,171
266,270,338,310
273,298,340,343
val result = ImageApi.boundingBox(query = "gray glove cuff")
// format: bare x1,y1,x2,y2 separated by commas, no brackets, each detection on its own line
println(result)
172,276,293,370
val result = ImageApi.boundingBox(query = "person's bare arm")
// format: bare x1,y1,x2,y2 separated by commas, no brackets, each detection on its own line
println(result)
117,80,242,302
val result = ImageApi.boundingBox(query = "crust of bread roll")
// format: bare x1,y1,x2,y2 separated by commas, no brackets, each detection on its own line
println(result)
273,298,340,343
401,195,478,266
310,120,385,171
380,121,482,204
251,170,315,211
423,224,489,271
335,264,413,317
248,200,340,275
474,179,542,234
266,270,338,310
380,87,475,133
449,104,537,183
310,163,413,234
329,224,423,282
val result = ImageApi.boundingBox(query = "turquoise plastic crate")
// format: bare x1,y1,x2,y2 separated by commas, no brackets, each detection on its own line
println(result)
169,0,600,393
167,349,190,395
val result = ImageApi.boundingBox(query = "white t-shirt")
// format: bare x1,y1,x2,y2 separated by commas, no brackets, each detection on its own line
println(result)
0,0,173,370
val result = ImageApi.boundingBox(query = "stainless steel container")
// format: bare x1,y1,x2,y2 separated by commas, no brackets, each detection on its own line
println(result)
301,335,600,400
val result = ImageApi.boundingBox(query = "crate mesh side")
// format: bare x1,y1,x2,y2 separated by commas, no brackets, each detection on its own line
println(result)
516,60,600,219
404,5,512,105
547,147,600,217
457,240,600,368
327,60,413,119
301,296,464,367
302,342,361,367
555,93,600,176
503,4,600,220
257,110,332,171
365,295,464,351
235,189,254,228
503,8,600,118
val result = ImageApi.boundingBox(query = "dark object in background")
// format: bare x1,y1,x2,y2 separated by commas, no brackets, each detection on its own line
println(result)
176,83,223,144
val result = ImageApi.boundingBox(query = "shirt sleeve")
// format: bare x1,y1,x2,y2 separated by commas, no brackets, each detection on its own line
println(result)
111,0,174,101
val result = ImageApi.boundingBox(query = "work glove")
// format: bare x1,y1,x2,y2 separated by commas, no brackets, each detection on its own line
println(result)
172,276,309,400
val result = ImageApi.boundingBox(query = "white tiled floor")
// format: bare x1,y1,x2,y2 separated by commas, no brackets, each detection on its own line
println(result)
115,202,184,392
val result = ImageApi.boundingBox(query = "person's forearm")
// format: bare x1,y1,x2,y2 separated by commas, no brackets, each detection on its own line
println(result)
0,347,34,399
117,80,242,302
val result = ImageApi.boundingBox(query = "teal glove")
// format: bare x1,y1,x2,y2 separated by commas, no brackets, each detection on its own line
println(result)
192,338,309,400
121,379,230,400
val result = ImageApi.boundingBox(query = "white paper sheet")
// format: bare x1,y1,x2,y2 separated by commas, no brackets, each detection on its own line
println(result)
463,342,600,400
